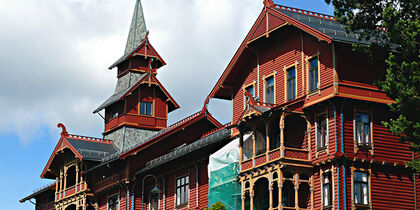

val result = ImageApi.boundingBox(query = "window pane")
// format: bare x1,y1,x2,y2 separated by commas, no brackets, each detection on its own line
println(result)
309,57,318,92
146,102,152,115
287,67,296,100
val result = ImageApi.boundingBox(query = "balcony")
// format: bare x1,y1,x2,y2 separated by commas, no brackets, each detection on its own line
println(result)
239,112,310,172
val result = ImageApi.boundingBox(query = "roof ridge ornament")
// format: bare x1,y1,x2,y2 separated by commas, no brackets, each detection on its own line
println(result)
263,0,274,7
57,123,68,137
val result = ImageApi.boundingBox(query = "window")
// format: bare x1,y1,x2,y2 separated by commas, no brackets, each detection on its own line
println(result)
265,76,275,103
176,175,189,206
245,85,254,97
323,172,333,207
108,195,120,210
286,66,296,100
354,171,369,205
140,101,153,116
317,114,328,149
356,112,371,146
308,57,319,92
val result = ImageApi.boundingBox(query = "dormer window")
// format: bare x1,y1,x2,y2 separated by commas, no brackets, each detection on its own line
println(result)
140,101,153,116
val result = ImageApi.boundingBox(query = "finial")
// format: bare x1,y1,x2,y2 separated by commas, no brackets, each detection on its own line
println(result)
264,0,274,7
57,123,69,137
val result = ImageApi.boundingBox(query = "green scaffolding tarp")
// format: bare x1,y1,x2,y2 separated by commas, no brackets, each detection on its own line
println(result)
208,134,252,209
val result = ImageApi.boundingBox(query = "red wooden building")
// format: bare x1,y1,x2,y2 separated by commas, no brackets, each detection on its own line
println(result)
21,0,419,210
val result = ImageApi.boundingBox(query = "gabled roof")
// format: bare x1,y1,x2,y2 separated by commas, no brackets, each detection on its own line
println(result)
209,3,371,100
19,183,56,203
119,108,222,159
93,70,179,113
235,92,274,125
109,36,166,69
41,124,116,179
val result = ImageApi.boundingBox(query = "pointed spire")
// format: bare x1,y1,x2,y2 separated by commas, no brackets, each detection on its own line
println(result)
124,0,148,55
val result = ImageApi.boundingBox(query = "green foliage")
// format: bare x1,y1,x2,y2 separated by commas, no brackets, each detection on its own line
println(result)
325,0,420,168
208,202,227,210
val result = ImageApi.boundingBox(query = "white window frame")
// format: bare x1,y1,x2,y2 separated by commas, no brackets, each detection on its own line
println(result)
175,175,189,207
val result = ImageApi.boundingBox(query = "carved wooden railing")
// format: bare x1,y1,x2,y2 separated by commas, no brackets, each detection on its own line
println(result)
56,182,87,201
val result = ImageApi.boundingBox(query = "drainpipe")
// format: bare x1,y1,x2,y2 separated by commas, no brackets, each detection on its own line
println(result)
340,99,347,210
328,100,339,210
160,175,166,210
132,179,138,210
194,163,199,209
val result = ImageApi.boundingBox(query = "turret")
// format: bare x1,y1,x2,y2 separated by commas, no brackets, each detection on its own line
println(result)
94,0,179,152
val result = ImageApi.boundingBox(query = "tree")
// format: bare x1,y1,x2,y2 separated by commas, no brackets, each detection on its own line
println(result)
208,202,227,210
325,0,420,169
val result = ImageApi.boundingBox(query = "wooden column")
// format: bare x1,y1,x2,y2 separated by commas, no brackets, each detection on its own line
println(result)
63,166,67,190
310,176,314,209
55,177,59,201
269,183,273,209
250,190,254,210
294,174,299,209
279,168,283,210
252,128,256,167
240,130,244,162
280,113,285,158
75,163,79,187
307,121,312,160
266,119,270,153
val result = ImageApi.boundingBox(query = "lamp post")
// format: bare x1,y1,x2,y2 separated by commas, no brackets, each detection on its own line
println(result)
141,174,161,210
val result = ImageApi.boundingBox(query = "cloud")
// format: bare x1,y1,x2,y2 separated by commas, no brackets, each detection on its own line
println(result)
0,0,262,144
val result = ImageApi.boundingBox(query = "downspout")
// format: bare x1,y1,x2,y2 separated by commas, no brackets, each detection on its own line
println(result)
340,99,347,210
132,179,137,210
194,163,199,209
328,100,339,210
160,175,166,210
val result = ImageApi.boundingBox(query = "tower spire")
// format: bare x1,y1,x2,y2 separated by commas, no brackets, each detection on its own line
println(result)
124,0,148,55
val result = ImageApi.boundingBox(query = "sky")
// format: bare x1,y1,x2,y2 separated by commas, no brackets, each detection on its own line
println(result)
0,0,333,209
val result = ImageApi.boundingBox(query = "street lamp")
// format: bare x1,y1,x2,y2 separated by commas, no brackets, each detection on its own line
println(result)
141,174,161,210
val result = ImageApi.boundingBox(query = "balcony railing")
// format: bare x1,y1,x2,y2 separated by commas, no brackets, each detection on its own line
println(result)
240,147,310,172
56,182,87,201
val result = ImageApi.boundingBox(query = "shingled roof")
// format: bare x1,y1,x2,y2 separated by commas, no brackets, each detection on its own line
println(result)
274,5,371,45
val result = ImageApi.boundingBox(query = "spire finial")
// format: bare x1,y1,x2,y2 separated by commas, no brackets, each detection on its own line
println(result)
124,0,148,55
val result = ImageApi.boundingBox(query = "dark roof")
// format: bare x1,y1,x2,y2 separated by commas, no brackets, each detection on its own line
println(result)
66,138,117,161
274,5,371,45
20,183,55,203
139,127,231,173
93,74,146,113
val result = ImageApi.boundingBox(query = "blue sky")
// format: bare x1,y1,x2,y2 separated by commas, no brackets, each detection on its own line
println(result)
0,0,333,209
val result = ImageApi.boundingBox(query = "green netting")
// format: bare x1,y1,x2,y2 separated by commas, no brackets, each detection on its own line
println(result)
208,162,241,209
208,138,244,210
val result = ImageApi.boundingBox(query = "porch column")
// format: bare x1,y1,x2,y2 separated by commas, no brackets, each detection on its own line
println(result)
60,169,64,192
250,190,254,210
55,177,59,201
265,119,270,153
76,163,79,186
252,128,256,167
294,174,299,209
240,130,244,162
241,194,246,210
278,169,283,210
279,113,285,158
307,121,312,160
63,166,67,190
269,183,273,209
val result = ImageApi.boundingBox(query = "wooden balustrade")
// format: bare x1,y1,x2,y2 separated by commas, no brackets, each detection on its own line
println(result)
240,147,309,172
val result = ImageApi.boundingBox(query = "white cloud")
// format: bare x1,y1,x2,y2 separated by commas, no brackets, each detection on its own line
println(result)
0,0,262,144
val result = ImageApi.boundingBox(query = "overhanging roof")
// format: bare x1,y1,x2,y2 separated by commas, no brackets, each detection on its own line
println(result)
93,71,179,113
19,183,56,203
